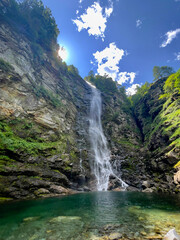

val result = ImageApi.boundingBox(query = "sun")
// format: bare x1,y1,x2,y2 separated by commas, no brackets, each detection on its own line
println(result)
58,46,68,61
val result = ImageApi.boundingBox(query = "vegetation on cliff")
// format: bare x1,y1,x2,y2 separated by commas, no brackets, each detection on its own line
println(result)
132,69,180,163
0,0,92,199
153,66,174,82
159,69,180,157
0,0,59,51
85,72,118,95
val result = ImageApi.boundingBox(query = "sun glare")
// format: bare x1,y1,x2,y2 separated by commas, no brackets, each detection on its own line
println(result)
58,46,68,61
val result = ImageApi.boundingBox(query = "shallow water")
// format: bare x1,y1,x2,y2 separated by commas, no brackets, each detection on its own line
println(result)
0,192,180,240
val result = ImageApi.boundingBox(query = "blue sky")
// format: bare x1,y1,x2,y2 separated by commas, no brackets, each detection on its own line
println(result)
42,0,180,94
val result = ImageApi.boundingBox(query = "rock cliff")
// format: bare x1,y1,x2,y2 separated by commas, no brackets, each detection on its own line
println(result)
100,77,179,193
0,0,179,200
0,18,92,199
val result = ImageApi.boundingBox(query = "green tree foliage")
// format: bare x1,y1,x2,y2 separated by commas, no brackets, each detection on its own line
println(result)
85,73,132,113
85,74,118,95
118,86,132,114
67,65,79,76
0,0,59,51
153,66,174,81
129,82,150,108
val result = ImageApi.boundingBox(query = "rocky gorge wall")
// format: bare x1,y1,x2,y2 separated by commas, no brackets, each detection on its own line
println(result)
101,78,180,193
0,21,93,200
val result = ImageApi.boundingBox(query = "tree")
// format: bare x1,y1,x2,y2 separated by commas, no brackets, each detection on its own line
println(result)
153,66,174,81
67,65,79,76
129,81,150,108
0,0,59,51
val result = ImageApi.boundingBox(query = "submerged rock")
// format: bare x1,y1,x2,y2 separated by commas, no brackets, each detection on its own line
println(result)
49,216,81,223
23,216,40,222
164,229,180,240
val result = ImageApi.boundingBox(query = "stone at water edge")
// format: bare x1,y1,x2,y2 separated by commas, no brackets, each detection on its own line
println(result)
163,229,180,240
108,232,122,240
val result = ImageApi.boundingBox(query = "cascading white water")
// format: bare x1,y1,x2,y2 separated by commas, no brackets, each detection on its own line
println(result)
89,85,128,191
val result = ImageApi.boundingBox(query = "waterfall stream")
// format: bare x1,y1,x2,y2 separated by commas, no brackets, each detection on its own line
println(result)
88,84,128,191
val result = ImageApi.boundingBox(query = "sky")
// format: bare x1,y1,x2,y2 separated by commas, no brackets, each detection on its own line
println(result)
42,0,180,95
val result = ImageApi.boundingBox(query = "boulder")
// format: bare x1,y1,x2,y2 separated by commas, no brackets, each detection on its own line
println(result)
142,188,153,193
142,180,151,189
174,170,180,184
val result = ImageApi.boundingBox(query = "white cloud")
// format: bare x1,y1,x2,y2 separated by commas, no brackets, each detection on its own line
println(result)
79,0,83,3
93,43,124,80
175,52,180,60
126,84,140,96
92,43,136,84
160,28,180,48
72,2,113,40
136,19,142,28
117,72,136,85
105,6,113,17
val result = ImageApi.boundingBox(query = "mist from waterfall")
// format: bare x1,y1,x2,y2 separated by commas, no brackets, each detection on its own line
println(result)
88,85,128,191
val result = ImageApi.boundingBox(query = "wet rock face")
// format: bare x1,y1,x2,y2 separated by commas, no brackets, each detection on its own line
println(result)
0,22,92,199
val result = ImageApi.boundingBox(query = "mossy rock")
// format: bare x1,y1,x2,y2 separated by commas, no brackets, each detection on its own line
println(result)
0,197,13,202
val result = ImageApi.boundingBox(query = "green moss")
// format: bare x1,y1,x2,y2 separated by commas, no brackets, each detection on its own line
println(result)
64,165,72,171
70,151,78,160
0,120,69,156
0,155,13,161
148,69,180,154
33,85,62,108
8,118,49,142
146,84,179,153
0,197,13,202
0,155,16,171
30,176,40,179
170,138,180,148
113,138,139,149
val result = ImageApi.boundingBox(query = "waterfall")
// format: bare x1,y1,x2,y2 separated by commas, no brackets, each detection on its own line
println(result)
88,84,128,191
